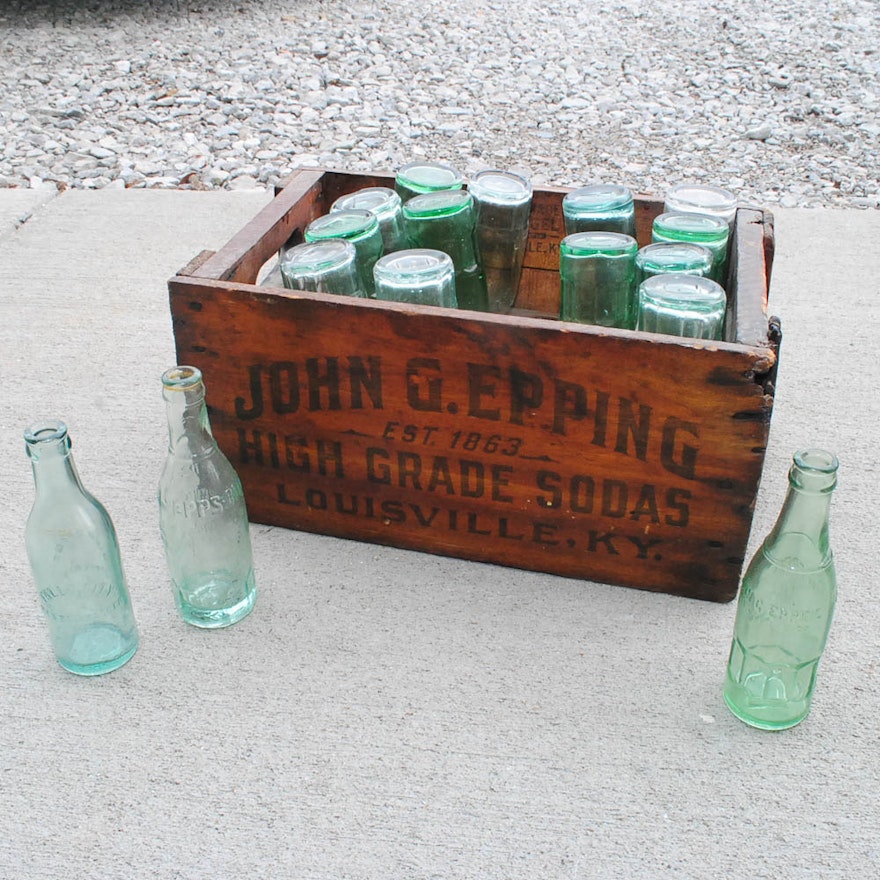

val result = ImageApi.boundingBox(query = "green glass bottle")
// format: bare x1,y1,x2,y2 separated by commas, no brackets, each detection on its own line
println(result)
469,169,533,313
652,211,730,286
331,187,407,254
402,189,489,312
395,161,463,203
304,210,384,297
634,242,714,286
24,420,139,675
724,449,839,730
158,366,257,629
559,231,638,329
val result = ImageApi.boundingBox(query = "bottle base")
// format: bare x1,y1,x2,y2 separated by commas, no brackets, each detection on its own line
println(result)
723,690,809,731
176,577,257,629
57,624,139,676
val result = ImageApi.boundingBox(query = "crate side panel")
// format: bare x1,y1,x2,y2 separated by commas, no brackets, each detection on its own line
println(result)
170,280,774,601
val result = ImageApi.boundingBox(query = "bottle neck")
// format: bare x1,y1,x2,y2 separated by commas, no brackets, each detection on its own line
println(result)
27,432,86,500
164,384,215,456
764,452,837,571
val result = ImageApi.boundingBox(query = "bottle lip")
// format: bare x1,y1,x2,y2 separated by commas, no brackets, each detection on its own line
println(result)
305,209,379,241
374,248,454,281
397,161,463,191
561,231,638,257
468,169,533,204
563,184,633,212
403,189,473,218
282,238,357,272
162,365,204,391
653,211,729,241
664,184,737,221
790,448,839,493
638,273,726,309
636,242,715,272
793,448,839,474
24,418,68,444
330,187,401,218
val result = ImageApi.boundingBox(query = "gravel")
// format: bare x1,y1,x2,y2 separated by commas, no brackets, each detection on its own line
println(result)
0,0,878,208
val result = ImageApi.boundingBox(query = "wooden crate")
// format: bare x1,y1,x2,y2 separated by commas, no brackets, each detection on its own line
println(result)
168,168,779,602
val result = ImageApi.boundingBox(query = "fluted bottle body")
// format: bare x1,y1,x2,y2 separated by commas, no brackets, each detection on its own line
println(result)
724,449,838,730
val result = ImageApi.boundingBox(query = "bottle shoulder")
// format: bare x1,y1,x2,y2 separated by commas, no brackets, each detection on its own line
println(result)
159,449,242,498
761,532,834,575
25,492,119,561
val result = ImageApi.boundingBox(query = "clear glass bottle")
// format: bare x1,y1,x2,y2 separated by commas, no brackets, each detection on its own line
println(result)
724,449,839,730
636,273,727,340
158,366,257,629
373,249,457,307
562,184,636,237
664,183,737,226
24,420,139,675
469,169,533,313
280,239,366,298
402,189,489,311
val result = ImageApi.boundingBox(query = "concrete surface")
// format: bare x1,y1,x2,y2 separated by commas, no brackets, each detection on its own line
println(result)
1,188,878,879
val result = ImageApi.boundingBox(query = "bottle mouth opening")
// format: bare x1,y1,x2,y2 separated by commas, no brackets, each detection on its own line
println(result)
162,365,203,390
794,448,839,474
790,448,839,493
24,419,68,444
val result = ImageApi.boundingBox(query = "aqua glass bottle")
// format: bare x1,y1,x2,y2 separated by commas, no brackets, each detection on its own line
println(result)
724,449,839,730
158,366,257,629
24,420,139,675
304,210,384,297
634,241,714,286
469,169,533,313
652,211,730,286
395,161,463,203
402,189,489,312
559,231,638,329
562,184,636,237
331,187,407,254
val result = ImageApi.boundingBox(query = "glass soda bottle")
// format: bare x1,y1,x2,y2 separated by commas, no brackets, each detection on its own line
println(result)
24,420,139,675
724,449,839,730
158,366,257,628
